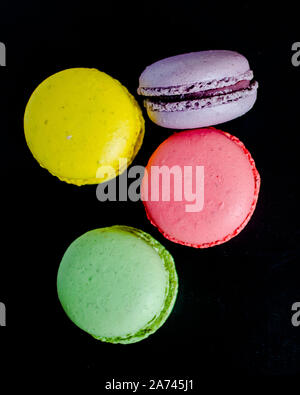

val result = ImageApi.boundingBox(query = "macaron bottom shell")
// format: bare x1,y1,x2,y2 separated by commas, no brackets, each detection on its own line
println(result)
146,92,257,130
57,226,178,344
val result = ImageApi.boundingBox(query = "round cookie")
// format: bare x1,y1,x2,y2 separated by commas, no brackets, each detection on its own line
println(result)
141,128,260,247
138,50,258,129
24,68,144,185
57,226,178,344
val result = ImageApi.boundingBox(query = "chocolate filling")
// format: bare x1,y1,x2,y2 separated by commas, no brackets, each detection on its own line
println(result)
145,80,252,103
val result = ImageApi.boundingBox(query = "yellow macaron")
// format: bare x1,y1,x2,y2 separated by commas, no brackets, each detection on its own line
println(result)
24,68,145,185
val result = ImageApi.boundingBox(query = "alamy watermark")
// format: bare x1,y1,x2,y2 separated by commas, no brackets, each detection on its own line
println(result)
0,42,6,66
291,302,300,327
0,302,6,326
291,42,300,67
96,158,205,212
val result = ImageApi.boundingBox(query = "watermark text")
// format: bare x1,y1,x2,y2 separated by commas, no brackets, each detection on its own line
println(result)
291,302,300,327
0,302,6,326
0,42,6,66
96,159,205,213
291,42,300,67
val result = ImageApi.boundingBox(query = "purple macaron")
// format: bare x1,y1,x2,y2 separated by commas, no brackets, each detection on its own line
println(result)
137,50,258,129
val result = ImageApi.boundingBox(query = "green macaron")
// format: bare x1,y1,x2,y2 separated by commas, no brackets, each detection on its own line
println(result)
57,225,178,344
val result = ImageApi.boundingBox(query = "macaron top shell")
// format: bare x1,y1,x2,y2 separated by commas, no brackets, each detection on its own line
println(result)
138,50,250,90
24,68,144,185
142,128,260,248
57,226,178,344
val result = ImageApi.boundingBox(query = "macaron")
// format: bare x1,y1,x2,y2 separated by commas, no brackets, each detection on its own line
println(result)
24,68,145,185
141,128,260,248
57,225,178,344
138,50,258,129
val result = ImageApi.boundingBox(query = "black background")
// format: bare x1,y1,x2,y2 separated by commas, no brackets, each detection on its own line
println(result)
1,0,300,384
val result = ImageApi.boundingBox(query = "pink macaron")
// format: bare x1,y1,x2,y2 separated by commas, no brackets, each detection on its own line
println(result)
138,50,258,129
141,128,260,248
